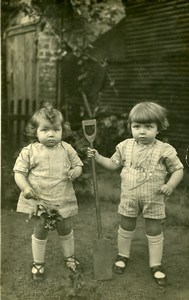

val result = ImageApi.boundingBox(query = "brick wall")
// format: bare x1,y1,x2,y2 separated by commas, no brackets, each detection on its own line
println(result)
37,22,61,106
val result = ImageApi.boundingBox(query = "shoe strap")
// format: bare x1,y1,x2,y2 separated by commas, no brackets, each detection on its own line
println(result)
65,256,79,264
65,256,80,272
32,262,45,271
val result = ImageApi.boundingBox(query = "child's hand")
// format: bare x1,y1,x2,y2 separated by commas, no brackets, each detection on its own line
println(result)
159,184,173,196
23,187,37,199
68,168,81,181
87,147,98,158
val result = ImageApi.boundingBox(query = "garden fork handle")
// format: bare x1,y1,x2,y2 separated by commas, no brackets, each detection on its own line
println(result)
90,141,103,239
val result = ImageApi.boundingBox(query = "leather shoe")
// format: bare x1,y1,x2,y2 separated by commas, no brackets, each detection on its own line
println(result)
151,266,168,287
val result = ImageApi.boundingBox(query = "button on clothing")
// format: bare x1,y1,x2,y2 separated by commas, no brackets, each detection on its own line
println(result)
13,142,83,218
111,138,183,219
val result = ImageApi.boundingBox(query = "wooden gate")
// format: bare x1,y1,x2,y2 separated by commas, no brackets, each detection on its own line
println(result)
5,23,39,147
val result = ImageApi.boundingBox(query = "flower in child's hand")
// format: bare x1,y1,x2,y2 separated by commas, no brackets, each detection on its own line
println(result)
23,187,37,199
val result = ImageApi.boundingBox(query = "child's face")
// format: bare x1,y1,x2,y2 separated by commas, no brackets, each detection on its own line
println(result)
131,122,158,145
36,119,62,147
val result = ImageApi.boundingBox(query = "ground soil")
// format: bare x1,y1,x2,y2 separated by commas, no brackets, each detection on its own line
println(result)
1,198,189,300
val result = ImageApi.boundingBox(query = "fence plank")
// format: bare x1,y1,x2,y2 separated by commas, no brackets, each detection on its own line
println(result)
6,23,38,148
25,30,37,114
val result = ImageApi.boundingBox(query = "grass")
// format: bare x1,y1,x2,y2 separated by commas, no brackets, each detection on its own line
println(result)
166,189,189,227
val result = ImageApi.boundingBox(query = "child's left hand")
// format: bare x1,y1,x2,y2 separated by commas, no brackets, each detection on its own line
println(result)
159,184,173,196
68,169,79,181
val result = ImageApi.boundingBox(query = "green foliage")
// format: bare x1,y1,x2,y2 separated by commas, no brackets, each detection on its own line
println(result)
23,0,125,118
1,0,22,32
63,0,124,48
94,110,129,155
2,0,125,119
59,1,125,117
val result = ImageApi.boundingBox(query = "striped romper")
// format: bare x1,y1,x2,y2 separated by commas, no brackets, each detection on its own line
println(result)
111,138,183,219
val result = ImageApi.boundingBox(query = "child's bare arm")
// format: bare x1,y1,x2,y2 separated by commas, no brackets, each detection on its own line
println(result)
87,148,119,170
159,168,184,196
14,172,37,199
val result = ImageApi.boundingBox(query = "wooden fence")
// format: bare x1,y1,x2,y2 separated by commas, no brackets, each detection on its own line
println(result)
3,99,38,148
5,22,39,148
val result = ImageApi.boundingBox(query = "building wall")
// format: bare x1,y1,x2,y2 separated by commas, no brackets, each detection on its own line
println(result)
94,0,189,153
37,22,60,106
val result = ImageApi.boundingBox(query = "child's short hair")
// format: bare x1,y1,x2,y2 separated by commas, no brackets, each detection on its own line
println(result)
25,103,71,141
127,101,169,133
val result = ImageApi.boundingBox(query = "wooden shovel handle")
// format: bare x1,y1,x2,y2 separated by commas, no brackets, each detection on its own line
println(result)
82,119,102,239
91,152,102,239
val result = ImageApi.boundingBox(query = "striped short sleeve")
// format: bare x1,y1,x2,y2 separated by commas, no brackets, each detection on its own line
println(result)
111,140,127,167
162,143,184,173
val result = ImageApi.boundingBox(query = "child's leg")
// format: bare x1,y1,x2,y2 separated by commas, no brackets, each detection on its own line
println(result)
145,218,167,286
32,217,49,280
114,216,136,274
118,215,136,257
57,218,80,273
57,217,73,257
146,232,164,267
145,218,163,267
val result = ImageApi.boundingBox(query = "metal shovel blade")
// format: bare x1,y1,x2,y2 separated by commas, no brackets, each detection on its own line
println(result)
93,238,112,281
82,119,112,281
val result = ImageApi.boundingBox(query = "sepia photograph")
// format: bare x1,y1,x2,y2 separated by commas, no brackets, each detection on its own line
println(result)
1,0,189,299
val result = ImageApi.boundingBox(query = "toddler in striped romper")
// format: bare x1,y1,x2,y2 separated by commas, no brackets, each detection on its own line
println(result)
87,101,183,287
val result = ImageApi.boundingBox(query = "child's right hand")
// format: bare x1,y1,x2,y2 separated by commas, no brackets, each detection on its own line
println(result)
23,187,37,199
87,147,98,158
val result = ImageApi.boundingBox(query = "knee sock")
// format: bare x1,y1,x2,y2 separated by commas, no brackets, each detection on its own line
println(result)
118,226,135,258
59,230,74,258
31,234,47,272
147,232,164,268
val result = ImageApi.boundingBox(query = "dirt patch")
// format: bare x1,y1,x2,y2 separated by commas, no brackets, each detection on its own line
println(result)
1,199,189,300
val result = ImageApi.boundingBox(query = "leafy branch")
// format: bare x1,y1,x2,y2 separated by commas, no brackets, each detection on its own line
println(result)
2,0,125,118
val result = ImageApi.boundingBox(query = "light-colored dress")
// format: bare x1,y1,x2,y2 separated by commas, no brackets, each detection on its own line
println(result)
13,141,83,218
111,138,183,219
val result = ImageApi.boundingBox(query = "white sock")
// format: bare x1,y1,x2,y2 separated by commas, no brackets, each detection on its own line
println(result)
31,235,47,274
31,234,47,264
118,226,135,258
59,230,74,258
147,232,164,268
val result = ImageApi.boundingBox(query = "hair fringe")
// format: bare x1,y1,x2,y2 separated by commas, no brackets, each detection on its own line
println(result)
24,104,72,142
127,101,169,133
